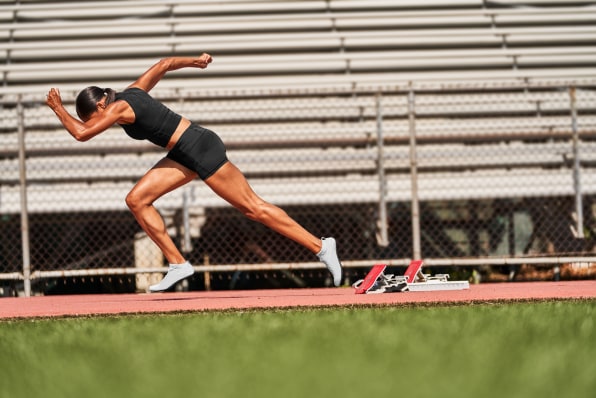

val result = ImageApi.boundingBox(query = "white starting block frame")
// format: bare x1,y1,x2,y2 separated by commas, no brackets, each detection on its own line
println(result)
353,260,470,294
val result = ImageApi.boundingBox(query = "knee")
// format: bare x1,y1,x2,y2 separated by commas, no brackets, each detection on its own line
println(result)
125,189,148,213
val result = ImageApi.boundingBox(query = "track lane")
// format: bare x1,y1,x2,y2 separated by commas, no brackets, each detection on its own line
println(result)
1,280,595,319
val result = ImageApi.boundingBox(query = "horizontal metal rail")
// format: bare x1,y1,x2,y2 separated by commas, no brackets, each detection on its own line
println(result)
3,160,596,186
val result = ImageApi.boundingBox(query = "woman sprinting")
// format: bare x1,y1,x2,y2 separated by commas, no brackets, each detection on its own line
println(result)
46,53,342,292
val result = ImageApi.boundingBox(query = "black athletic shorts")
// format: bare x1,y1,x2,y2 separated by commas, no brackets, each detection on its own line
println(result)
166,123,228,180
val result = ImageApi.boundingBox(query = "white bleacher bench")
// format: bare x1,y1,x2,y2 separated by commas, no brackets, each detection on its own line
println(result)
3,139,593,184
1,0,595,97
2,165,594,214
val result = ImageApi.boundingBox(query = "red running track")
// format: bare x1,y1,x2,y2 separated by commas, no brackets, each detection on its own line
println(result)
1,280,595,319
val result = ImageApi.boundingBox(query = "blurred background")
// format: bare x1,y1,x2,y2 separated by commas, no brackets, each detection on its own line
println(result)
1,0,596,295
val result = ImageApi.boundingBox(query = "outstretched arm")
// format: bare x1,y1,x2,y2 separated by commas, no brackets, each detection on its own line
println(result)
129,53,213,92
46,88,127,142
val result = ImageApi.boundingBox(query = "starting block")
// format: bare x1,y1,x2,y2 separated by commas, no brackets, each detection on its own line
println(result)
353,260,469,294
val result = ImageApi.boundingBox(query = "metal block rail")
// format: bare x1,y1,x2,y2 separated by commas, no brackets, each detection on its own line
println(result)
353,260,470,294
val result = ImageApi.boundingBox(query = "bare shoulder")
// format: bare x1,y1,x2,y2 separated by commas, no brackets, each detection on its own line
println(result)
108,97,135,124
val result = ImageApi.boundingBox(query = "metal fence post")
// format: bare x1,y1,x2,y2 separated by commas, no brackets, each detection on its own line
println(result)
408,89,422,260
569,86,584,238
17,96,32,296
181,188,192,254
375,93,389,246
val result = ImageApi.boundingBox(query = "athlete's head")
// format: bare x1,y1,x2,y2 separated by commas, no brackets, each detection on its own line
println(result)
75,86,116,121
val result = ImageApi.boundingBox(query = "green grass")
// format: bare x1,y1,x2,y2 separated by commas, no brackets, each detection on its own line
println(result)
1,300,595,398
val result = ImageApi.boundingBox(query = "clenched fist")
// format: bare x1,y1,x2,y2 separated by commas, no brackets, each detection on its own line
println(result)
46,88,63,112
197,53,213,68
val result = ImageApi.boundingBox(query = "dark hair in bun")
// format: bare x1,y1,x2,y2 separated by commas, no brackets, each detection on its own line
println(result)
75,86,116,120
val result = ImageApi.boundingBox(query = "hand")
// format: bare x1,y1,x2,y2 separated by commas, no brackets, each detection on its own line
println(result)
197,53,213,68
46,88,63,111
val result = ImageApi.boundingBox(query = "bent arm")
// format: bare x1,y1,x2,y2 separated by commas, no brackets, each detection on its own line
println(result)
129,53,213,92
46,88,124,142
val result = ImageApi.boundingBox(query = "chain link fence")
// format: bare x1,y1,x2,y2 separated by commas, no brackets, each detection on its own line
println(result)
1,82,595,295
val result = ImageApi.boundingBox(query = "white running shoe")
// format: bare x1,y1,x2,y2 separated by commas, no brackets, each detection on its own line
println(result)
317,237,343,287
149,261,195,292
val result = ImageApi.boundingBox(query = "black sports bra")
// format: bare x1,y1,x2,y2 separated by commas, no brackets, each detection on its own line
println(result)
115,87,182,148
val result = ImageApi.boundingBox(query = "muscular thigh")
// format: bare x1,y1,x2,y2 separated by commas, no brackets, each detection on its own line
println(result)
204,161,263,212
129,157,198,203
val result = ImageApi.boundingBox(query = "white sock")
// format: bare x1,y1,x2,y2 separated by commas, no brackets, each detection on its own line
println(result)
149,261,195,292
317,237,343,287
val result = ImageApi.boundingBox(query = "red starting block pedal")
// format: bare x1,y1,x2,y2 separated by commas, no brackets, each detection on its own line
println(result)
354,264,386,294
403,259,424,283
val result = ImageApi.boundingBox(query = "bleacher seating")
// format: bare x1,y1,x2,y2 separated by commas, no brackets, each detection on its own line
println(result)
2,0,596,95
1,0,595,214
